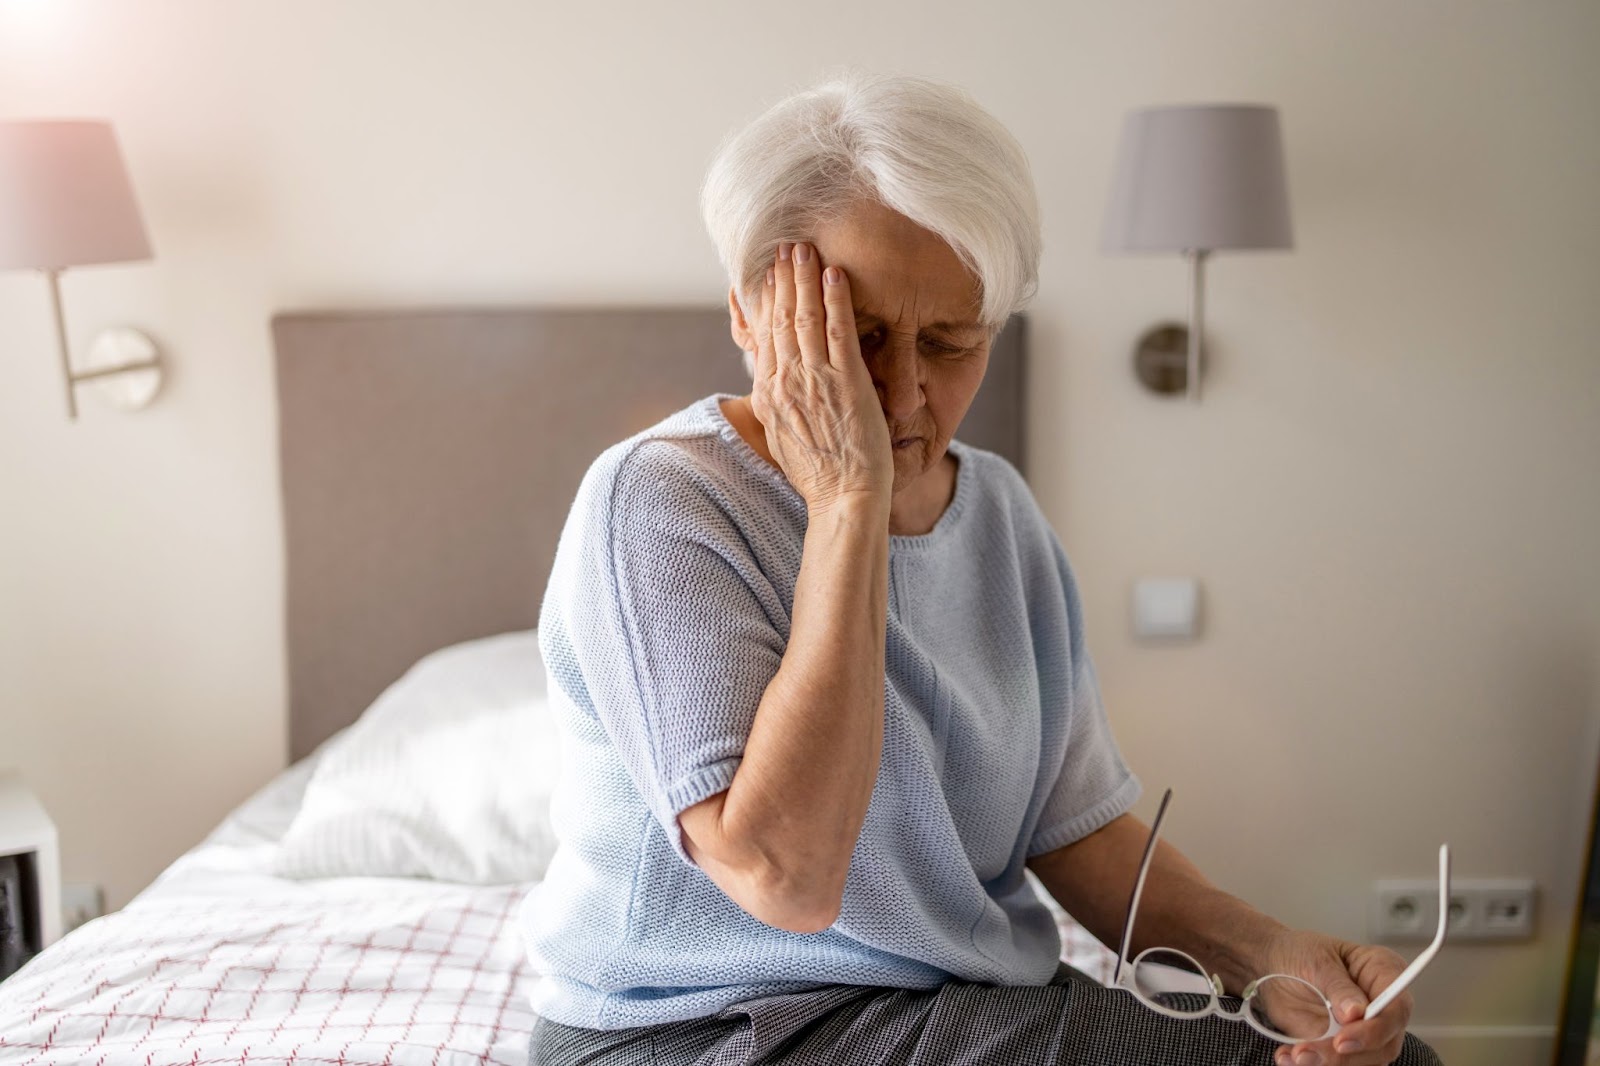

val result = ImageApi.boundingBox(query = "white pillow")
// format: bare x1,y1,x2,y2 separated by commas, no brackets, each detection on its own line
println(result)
274,629,561,884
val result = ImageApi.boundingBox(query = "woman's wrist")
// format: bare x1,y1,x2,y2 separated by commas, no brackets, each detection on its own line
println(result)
1203,894,1293,995
808,488,892,525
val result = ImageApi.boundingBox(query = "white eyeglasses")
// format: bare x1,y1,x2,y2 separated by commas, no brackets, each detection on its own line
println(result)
1111,788,1450,1044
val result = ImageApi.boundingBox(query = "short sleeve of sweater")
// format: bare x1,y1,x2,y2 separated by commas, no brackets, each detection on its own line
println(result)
1026,531,1142,857
540,439,786,867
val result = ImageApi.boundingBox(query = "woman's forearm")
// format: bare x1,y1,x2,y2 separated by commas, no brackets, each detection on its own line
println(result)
683,493,890,931
1028,815,1287,994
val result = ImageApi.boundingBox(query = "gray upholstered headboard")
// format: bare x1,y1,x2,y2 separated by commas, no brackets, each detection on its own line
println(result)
273,306,1027,760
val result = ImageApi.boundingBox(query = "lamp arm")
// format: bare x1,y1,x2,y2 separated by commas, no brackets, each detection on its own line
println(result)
44,269,78,420
1186,250,1208,404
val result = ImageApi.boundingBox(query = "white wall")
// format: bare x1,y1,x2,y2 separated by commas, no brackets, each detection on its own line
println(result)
1,2,1595,1061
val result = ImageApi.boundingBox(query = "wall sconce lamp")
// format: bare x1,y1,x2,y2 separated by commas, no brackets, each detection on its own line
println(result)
1103,104,1294,402
0,120,162,421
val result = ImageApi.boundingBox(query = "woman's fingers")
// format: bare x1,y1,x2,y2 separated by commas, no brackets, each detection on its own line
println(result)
1278,1031,1406,1066
748,266,776,430
754,266,776,382
744,238,893,509
819,262,862,372
789,242,829,369
769,243,801,373
761,241,855,373
1273,988,1410,1065
1324,998,1409,1064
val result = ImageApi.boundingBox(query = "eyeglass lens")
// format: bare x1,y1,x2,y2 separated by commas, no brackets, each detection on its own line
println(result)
1130,949,1211,1011
1130,953,1336,1043
1241,975,1337,1042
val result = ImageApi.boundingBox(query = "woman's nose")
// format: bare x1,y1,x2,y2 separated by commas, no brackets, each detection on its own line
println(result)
871,351,923,423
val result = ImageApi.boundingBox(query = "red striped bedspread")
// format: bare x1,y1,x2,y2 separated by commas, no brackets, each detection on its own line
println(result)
0,853,1112,1066
0,878,536,1066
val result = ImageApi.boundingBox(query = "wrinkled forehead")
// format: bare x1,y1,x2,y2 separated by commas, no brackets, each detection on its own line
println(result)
812,201,983,330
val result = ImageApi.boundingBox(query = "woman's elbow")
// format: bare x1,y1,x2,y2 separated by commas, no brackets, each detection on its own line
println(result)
743,865,843,934
681,796,845,934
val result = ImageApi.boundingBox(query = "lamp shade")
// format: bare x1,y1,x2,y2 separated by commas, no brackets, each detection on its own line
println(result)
0,120,153,272
1103,104,1292,254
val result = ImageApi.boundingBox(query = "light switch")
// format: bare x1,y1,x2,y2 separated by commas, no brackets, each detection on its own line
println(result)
1133,578,1200,640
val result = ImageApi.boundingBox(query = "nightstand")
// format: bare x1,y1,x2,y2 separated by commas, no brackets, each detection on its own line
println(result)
0,771,61,979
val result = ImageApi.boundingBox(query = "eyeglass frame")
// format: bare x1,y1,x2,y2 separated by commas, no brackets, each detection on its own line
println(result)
1109,787,1451,1045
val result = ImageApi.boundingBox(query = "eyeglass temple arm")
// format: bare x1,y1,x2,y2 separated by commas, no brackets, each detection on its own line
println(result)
1364,844,1451,1020
1115,842,1155,981
1114,792,1169,984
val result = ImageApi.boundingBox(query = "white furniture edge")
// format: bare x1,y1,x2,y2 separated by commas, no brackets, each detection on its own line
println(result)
0,771,62,947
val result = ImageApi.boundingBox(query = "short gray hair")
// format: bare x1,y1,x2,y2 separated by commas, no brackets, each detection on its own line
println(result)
700,69,1041,347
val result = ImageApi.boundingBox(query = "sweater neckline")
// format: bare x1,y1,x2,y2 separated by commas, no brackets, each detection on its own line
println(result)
701,393,972,549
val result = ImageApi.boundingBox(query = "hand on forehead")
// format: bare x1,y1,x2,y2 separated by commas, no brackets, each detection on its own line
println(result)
808,201,984,335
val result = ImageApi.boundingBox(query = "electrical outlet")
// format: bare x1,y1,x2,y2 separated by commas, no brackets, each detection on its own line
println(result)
1372,881,1439,942
1467,879,1537,938
61,882,103,933
1371,878,1535,942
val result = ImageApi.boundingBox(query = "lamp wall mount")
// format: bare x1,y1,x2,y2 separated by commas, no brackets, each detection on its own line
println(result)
44,268,163,419
1132,322,1199,397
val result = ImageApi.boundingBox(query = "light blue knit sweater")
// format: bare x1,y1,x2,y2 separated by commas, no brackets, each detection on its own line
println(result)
520,393,1140,1029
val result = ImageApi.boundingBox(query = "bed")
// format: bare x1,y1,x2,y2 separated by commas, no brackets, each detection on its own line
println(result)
0,306,1116,1065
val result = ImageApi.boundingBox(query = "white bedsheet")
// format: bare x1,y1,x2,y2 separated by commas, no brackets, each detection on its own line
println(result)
0,757,1116,1065
0,756,539,1066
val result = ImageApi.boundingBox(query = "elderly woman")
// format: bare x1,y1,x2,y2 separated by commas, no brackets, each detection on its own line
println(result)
521,72,1441,1066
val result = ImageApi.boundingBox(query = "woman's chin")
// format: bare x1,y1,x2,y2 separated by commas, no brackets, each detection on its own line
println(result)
889,440,929,495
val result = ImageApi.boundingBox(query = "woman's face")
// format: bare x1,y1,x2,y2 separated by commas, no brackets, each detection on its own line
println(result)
813,199,991,496
737,198,992,498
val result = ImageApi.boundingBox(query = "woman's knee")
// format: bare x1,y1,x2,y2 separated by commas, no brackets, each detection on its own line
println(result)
1392,1031,1444,1066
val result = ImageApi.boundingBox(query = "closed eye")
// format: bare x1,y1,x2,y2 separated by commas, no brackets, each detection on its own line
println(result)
857,328,970,356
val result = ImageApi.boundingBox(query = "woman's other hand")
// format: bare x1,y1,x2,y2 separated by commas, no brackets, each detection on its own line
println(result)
1255,929,1414,1066
749,241,894,513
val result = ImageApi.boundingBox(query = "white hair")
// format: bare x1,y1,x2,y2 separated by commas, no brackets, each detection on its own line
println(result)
700,69,1041,372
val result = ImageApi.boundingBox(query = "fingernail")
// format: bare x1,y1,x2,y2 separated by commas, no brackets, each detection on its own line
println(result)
824,266,840,285
793,242,810,264
1341,1000,1364,1020
778,242,792,261
1295,1052,1322,1066
766,268,774,286
1334,1038,1362,1054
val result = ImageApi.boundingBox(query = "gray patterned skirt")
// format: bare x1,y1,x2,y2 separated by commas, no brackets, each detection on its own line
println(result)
528,963,1444,1065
